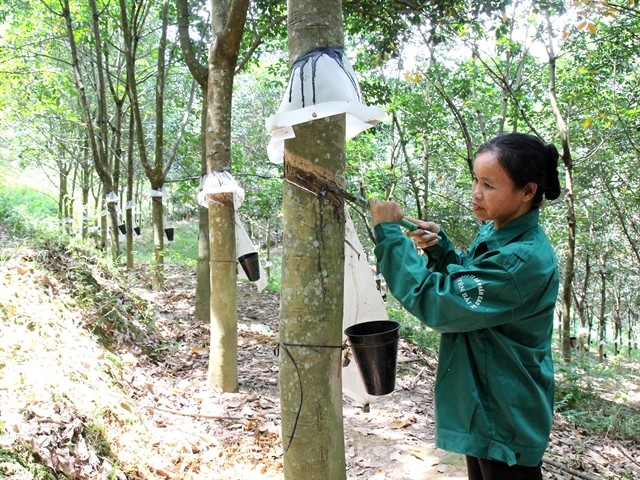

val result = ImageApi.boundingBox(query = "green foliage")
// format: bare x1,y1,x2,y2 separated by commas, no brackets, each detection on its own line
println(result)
132,220,199,268
555,359,640,443
264,249,283,293
242,0,287,69
0,444,66,480
0,180,62,241
83,421,112,459
385,296,440,352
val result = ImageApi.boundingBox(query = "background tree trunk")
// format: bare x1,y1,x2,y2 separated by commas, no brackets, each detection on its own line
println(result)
279,1,347,477
126,110,135,270
59,0,118,259
175,0,211,323
196,99,211,323
545,12,575,363
205,0,249,391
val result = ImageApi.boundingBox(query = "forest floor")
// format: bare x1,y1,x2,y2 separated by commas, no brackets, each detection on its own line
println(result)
1,230,639,479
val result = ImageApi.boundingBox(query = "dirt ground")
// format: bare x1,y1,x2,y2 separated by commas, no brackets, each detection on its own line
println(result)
1,235,639,479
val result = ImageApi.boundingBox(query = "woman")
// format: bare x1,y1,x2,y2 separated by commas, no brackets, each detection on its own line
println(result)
369,132,561,480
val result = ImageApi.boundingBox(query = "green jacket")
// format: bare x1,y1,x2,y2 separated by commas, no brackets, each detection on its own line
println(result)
374,209,558,467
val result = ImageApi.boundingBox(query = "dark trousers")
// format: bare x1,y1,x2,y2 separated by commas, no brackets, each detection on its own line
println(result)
466,456,543,480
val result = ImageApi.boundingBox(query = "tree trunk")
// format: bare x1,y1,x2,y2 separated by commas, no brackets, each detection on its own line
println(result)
196,97,210,322
627,313,634,358
205,0,249,391
88,0,119,261
576,253,591,355
598,256,607,362
545,12,575,363
279,1,347,478
422,133,429,219
126,110,135,270
119,0,173,289
58,157,70,230
175,0,210,324
59,0,117,256
81,147,90,240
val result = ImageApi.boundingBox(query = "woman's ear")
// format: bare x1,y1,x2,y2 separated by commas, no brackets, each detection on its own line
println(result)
522,182,537,201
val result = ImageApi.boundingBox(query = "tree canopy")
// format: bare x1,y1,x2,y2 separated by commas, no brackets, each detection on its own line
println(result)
1,0,639,381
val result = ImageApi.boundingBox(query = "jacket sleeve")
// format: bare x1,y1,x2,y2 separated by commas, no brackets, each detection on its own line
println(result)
374,223,539,334
422,228,464,273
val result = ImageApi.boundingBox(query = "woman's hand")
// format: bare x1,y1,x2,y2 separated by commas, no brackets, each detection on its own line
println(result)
369,198,405,227
405,218,441,249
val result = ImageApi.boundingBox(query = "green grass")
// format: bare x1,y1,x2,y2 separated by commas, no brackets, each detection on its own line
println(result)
0,445,66,480
385,295,440,352
0,180,61,241
131,220,200,268
554,357,640,442
263,248,282,292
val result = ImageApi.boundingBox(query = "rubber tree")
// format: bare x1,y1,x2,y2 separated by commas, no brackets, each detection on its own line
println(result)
175,0,210,323
54,0,120,259
177,0,287,324
119,0,172,289
204,0,249,391
279,0,347,478
120,0,196,288
543,9,575,362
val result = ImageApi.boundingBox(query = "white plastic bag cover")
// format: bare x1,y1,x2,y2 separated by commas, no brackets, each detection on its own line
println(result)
150,187,169,200
105,191,118,204
198,170,245,209
265,47,385,164
342,209,389,404
235,214,267,292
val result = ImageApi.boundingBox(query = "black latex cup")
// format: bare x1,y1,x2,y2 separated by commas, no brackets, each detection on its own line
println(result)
344,320,400,396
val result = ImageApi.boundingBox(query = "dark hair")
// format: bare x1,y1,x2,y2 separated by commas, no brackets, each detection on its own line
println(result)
477,132,561,207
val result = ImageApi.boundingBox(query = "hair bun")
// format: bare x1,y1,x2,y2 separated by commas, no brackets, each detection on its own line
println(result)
544,143,561,200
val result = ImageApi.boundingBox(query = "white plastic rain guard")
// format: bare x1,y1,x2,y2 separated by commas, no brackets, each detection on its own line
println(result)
265,46,385,164
198,170,267,291
197,170,244,208
150,186,170,200
105,191,118,204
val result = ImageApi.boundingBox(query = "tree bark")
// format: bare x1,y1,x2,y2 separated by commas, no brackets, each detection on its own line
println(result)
279,1,347,478
175,0,210,323
57,0,118,258
205,0,249,391
195,98,211,323
545,12,575,363
598,254,607,362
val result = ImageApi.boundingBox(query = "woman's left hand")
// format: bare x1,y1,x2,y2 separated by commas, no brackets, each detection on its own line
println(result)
406,218,441,249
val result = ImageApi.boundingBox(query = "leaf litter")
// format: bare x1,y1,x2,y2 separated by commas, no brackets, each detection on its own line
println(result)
0,235,638,479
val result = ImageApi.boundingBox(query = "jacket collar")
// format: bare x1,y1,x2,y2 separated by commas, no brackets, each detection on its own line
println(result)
478,208,540,252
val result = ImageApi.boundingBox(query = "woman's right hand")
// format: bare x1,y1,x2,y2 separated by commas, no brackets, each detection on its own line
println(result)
405,218,441,249
369,198,405,227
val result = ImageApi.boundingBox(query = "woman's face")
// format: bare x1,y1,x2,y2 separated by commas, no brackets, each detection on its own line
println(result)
471,152,534,229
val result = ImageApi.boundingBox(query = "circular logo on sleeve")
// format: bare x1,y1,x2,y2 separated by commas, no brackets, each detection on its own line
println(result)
455,274,485,309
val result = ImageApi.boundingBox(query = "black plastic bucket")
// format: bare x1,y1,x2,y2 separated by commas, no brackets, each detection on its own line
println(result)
344,320,400,396
165,227,174,241
238,252,260,281
118,224,127,234
134,226,141,236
